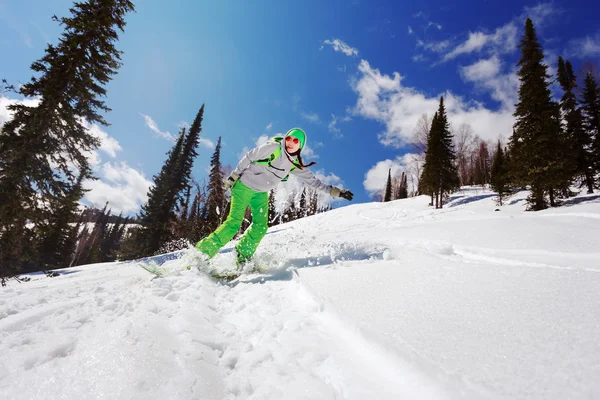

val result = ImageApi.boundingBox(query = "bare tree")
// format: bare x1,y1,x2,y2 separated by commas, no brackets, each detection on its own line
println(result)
454,123,476,186
411,113,431,154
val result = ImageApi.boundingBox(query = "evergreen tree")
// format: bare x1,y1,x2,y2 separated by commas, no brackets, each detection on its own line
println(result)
398,172,408,199
0,0,135,281
173,105,204,209
557,57,592,193
187,190,203,241
282,191,297,223
420,112,439,206
309,190,319,216
101,212,126,262
510,19,565,210
133,129,186,257
79,203,110,265
268,188,278,226
299,188,308,218
473,142,491,186
581,71,600,186
421,97,459,208
437,97,460,206
31,174,85,272
490,141,510,205
383,169,393,202
204,137,226,233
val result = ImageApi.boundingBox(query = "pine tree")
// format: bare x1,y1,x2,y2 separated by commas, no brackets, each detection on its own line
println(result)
299,188,308,218
101,212,126,262
581,71,600,187
204,137,226,232
268,188,278,226
134,129,186,257
490,141,510,205
398,172,408,199
383,169,393,202
173,105,204,209
0,0,135,281
187,189,203,241
78,203,110,265
473,142,491,186
510,18,565,210
309,190,319,216
282,191,297,222
421,97,459,208
420,112,439,206
437,97,460,206
34,174,86,272
557,57,591,193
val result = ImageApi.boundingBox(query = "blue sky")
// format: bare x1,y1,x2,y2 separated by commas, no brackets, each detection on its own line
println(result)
1,0,600,214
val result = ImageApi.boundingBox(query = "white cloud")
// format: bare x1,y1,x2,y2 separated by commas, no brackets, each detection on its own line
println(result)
363,159,401,194
443,32,490,61
256,135,270,146
83,161,151,214
82,120,122,159
408,26,414,35
460,56,501,81
328,114,341,136
567,31,600,58
428,22,443,31
236,135,270,160
300,144,318,159
140,113,174,141
328,114,351,137
0,95,41,126
417,39,451,53
523,3,561,29
266,122,273,131
302,112,321,124
364,153,421,195
412,54,426,62
459,56,519,108
440,3,558,63
177,120,190,129
321,39,359,57
351,60,514,147
199,138,215,148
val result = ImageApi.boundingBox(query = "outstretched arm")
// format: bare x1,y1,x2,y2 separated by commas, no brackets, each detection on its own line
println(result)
290,168,353,200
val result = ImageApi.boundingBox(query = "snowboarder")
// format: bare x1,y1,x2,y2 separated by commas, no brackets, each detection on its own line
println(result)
195,128,353,266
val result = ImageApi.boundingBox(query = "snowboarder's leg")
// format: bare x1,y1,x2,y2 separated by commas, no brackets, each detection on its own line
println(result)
235,191,269,264
195,181,255,258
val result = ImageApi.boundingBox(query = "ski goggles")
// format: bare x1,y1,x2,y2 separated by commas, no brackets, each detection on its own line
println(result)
285,136,299,144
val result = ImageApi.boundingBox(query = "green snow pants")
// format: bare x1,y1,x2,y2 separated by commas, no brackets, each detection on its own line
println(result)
195,180,269,263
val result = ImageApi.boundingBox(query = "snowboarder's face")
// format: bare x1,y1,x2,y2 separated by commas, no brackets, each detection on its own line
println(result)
285,136,300,153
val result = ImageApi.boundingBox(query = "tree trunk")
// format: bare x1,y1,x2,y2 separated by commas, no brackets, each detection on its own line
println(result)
586,170,594,194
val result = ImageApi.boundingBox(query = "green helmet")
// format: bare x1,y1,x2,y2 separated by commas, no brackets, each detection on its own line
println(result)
285,128,306,150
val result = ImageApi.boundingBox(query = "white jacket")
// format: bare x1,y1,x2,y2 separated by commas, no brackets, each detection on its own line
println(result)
233,141,332,193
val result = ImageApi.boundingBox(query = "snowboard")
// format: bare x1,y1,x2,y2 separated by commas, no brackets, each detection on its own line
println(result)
210,265,268,281
136,258,267,281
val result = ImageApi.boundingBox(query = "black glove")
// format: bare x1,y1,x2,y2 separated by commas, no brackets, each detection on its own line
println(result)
340,189,354,201
331,187,354,201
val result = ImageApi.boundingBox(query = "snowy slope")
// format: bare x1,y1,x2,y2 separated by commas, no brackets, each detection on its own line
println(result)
1,188,600,399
